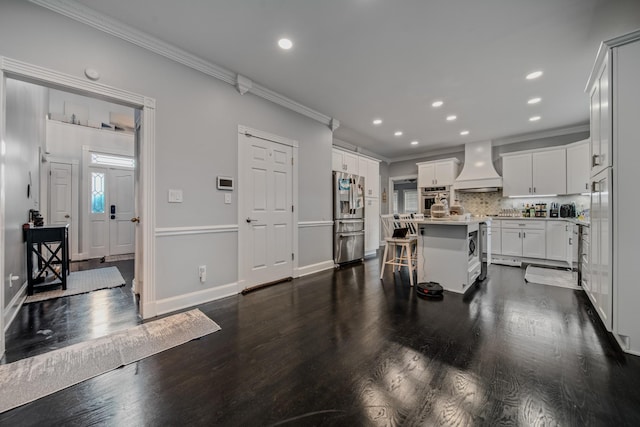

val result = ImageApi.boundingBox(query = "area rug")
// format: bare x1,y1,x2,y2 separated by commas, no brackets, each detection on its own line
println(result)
524,265,581,290
0,309,221,413
25,266,126,303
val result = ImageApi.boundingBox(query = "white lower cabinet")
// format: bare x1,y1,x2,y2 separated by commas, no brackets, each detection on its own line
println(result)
546,221,571,264
500,221,545,259
490,220,501,255
364,197,380,256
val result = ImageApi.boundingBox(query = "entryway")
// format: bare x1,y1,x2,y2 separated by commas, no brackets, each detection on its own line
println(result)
0,57,157,360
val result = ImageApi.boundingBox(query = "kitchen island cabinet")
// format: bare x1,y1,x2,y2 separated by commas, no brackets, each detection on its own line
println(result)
416,218,489,294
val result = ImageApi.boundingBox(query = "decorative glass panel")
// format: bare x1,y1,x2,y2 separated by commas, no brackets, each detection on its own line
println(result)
91,172,105,214
91,152,135,168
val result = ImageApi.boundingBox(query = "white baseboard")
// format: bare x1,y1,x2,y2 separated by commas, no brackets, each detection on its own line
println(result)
4,281,28,332
294,260,335,278
154,281,239,316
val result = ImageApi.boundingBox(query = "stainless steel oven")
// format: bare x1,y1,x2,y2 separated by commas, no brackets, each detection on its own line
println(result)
420,187,449,217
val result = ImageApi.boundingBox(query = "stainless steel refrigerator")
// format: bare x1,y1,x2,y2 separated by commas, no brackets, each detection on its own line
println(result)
333,171,365,264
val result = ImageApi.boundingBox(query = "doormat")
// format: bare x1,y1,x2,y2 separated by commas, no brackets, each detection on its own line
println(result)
524,265,580,290
0,309,221,413
24,267,126,303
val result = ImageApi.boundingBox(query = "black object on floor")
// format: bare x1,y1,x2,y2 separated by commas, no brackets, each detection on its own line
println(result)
416,281,444,298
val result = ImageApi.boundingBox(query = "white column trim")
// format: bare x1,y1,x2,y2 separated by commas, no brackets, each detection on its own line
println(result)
0,69,6,357
29,0,334,128
155,224,239,237
298,220,334,228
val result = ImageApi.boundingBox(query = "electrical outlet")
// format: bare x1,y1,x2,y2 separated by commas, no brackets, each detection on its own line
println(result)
198,265,206,283
224,193,231,204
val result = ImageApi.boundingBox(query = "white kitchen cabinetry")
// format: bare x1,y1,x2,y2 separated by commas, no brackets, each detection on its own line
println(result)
360,157,380,198
364,197,380,256
501,221,545,259
417,159,460,188
501,148,566,196
566,140,590,194
546,221,571,264
487,220,501,256
332,148,358,173
585,32,640,355
589,51,611,177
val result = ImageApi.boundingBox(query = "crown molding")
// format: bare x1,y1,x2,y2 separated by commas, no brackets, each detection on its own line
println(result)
491,123,589,147
386,123,589,164
30,0,334,128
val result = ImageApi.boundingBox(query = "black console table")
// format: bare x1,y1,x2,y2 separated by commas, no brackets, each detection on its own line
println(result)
25,224,69,295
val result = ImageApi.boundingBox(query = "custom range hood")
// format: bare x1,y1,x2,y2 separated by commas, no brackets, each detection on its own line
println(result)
453,140,502,192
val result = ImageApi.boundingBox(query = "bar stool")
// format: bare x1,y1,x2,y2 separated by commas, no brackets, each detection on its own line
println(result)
380,214,418,286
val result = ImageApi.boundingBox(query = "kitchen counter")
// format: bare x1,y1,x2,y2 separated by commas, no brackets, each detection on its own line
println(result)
491,216,589,227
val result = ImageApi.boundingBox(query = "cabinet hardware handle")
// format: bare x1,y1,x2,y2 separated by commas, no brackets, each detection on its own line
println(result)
246,217,258,223
529,187,532,194
592,154,601,167
569,237,573,245
523,232,526,238
585,183,588,190
519,232,521,238
533,187,536,193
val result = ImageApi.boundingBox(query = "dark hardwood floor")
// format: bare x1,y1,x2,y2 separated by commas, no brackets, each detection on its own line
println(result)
2,257,640,426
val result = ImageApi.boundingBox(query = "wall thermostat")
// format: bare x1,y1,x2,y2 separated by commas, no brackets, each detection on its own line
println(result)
217,176,234,191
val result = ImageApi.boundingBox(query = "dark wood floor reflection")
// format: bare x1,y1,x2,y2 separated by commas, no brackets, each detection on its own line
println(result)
2,258,640,426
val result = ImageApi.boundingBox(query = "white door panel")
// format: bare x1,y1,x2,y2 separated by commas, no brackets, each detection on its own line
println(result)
109,168,135,255
242,133,293,288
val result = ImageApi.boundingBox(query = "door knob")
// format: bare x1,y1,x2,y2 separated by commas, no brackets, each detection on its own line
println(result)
130,217,140,223
246,217,257,223
64,214,70,219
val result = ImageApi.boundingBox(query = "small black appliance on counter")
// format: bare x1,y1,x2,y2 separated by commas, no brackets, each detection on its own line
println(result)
560,203,576,218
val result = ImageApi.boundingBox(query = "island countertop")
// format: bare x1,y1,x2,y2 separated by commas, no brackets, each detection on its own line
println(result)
416,216,492,226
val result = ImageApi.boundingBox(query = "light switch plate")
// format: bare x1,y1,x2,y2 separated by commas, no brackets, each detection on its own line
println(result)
168,189,183,203
224,193,231,204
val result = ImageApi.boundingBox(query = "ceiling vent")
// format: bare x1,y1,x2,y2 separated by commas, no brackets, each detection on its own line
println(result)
453,140,502,192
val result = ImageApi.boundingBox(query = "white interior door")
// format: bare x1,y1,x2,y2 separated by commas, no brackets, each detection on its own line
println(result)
241,133,293,288
49,162,72,225
108,168,135,255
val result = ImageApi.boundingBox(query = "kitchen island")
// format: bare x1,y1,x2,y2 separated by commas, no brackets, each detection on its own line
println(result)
416,218,491,294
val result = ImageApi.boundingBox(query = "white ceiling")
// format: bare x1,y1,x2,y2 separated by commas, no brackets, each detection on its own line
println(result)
75,0,640,160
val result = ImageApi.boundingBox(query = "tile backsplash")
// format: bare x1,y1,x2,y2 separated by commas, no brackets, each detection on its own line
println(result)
455,191,590,217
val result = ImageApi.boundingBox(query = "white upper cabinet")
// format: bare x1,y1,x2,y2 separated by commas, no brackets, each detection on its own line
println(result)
332,148,358,173
332,148,380,197
502,148,566,196
501,153,532,196
566,140,590,194
589,51,611,177
417,159,460,187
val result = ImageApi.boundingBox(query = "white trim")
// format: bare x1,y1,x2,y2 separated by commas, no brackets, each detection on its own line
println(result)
586,29,640,92
0,56,157,325
388,174,418,215
3,281,28,333
29,0,334,128
238,125,299,148
298,220,334,228
294,260,335,278
155,224,239,237
155,281,240,316
1,64,8,357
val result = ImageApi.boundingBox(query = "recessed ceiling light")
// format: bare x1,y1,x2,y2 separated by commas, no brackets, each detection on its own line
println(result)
529,116,541,122
528,97,542,104
526,70,543,80
278,38,293,50
394,131,403,136
446,115,457,121
460,130,469,136
372,118,382,125
432,100,444,107
411,140,419,145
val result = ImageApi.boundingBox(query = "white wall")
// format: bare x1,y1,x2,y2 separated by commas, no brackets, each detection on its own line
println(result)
49,88,134,127
4,79,47,308
0,0,333,306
